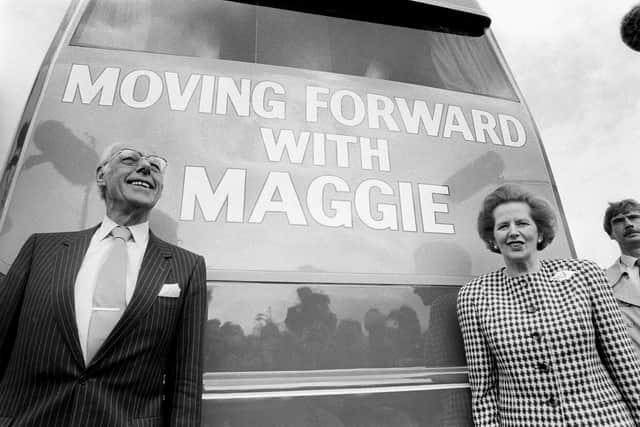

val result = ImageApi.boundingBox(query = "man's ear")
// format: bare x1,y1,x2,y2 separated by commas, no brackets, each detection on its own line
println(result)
96,164,106,186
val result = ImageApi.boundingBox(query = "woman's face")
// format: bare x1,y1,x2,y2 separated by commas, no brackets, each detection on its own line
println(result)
492,202,540,264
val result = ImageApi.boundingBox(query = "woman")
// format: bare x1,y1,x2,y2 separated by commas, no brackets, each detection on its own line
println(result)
457,184,640,426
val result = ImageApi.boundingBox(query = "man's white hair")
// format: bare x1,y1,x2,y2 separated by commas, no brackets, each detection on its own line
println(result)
96,142,127,200
98,142,128,167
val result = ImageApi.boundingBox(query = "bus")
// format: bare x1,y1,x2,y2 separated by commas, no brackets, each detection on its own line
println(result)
0,0,575,425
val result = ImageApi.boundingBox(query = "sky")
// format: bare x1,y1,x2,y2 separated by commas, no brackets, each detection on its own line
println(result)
481,0,640,267
1,0,640,267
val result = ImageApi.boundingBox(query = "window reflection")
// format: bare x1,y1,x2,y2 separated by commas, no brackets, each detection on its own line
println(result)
71,0,517,99
204,283,464,372
203,388,472,427
72,0,255,60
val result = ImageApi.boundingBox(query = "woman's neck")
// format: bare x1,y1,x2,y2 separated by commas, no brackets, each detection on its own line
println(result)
504,256,541,277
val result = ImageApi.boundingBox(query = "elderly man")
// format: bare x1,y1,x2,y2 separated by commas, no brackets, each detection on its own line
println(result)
604,198,640,354
0,144,207,426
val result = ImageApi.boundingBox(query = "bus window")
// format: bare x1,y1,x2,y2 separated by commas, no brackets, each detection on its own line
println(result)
204,283,463,371
71,0,256,61
70,0,517,100
256,8,515,100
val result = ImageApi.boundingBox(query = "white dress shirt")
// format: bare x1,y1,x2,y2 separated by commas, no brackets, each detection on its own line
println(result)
74,216,150,362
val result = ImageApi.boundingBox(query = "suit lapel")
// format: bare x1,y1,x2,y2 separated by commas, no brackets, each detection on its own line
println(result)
89,231,171,365
606,263,623,288
51,227,97,369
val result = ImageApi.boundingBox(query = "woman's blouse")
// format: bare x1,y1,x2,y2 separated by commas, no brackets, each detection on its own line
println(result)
457,258,640,426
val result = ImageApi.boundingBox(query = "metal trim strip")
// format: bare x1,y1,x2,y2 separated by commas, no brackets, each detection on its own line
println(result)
204,269,473,285
203,367,469,392
203,382,470,400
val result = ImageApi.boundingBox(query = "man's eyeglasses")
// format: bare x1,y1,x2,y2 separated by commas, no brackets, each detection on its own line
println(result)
105,149,168,173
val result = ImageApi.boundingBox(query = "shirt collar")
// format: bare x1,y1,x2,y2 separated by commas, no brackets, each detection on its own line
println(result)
620,254,638,269
608,255,638,286
97,215,149,250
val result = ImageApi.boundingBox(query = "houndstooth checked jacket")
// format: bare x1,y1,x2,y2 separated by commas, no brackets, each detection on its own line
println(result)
457,258,640,426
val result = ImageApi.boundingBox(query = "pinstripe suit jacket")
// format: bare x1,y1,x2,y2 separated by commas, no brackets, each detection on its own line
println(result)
0,226,207,427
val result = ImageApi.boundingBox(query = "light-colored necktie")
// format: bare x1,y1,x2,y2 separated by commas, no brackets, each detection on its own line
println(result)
86,226,131,362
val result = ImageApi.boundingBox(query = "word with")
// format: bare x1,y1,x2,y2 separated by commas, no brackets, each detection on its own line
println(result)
260,128,390,171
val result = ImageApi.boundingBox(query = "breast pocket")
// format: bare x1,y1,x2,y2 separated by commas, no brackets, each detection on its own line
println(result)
143,295,182,338
157,294,181,302
156,295,181,311
156,293,181,310
616,302,640,327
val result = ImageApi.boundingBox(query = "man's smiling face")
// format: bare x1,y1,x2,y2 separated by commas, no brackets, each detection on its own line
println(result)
97,147,164,217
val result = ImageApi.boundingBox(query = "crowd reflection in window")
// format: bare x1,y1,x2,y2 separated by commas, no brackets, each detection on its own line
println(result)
204,285,464,372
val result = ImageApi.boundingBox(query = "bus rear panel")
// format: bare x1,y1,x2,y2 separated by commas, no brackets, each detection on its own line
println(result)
0,0,574,425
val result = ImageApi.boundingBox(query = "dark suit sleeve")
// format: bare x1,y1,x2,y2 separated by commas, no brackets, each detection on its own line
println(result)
0,234,36,378
170,255,207,427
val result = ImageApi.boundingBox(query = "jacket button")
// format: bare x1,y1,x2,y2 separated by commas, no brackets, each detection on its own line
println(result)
546,396,560,407
537,362,550,373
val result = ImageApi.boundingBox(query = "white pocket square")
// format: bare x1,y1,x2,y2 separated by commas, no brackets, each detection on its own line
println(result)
158,283,181,298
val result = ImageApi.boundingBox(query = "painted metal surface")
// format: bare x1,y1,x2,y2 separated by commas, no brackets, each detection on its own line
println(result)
0,0,572,281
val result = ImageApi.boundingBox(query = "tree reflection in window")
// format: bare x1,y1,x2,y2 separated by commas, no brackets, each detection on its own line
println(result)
203,284,462,372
